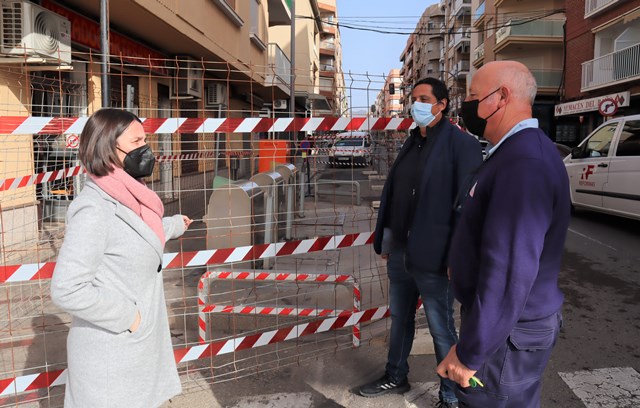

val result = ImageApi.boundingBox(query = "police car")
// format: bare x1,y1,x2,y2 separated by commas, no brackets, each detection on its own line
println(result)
564,115,640,220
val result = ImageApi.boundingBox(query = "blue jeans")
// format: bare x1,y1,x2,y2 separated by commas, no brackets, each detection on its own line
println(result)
385,247,458,403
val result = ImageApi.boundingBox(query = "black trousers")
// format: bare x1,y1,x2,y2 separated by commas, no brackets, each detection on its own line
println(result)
456,311,562,408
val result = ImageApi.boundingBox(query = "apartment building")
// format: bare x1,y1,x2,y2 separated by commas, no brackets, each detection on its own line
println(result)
0,0,305,263
554,0,640,144
373,69,403,117
398,5,446,115
399,33,416,113
269,0,332,117
317,0,347,115
443,0,472,119
469,0,565,136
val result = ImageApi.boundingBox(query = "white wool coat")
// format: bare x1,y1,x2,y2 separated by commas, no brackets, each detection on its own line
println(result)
51,180,185,408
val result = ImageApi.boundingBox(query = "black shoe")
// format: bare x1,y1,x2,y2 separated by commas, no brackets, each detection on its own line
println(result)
436,401,459,408
358,373,410,398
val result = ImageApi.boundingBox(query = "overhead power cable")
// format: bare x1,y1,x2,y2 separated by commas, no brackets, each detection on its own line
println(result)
300,9,566,36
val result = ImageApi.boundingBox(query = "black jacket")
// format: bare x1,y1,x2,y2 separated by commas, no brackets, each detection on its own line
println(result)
373,120,483,274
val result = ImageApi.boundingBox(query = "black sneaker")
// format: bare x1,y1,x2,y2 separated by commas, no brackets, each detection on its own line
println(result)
358,373,410,398
436,400,459,408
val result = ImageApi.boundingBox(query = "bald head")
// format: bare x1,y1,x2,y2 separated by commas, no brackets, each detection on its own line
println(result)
477,61,537,106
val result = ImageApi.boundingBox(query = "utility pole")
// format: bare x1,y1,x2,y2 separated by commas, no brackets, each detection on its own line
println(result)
289,0,296,121
100,0,110,107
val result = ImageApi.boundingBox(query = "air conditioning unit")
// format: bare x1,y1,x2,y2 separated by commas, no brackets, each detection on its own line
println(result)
0,0,71,64
205,82,226,106
170,58,203,99
273,99,287,110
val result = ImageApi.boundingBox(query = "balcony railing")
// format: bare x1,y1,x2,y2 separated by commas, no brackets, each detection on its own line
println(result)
320,41,335,50
495,19,564,44
473,43,485,62
473,1,485,25
320,63,335,72
453,27,471,47
265,43,291,91
452,0,472,17
581,43,640,91
456,60,470,74
585,0,621,17
531,69,562,88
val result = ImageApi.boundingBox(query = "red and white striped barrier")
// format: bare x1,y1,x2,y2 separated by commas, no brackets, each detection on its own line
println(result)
197,271,361,346
202,305,350,317
0,116,415,135
0,232,374,284
0,306,389,396
180,306,386,363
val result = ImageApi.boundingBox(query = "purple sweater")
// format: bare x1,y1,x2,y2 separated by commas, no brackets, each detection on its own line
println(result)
448,127,571,370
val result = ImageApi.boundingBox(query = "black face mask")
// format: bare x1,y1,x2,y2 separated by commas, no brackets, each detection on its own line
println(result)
118,144,155,179
460,88,502,138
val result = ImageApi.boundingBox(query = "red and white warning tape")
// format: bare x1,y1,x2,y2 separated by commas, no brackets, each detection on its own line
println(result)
0,116,415,135
0,166,84,192
0,232,374,284
0,151,254,192
197,271,361,346
0,369,66,397
0,306,389,396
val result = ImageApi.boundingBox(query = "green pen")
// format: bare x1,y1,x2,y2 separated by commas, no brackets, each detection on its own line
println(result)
469,376,484,388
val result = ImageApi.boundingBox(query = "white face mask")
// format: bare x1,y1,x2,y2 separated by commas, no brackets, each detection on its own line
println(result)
411,101,438,127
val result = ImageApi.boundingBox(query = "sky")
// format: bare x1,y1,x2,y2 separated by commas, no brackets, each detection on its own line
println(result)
336,0,438,114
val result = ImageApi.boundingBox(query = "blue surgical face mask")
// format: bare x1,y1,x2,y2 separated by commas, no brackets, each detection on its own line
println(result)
411,101,439,127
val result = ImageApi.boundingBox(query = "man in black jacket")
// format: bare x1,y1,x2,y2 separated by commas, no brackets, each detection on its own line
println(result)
358,77,482,408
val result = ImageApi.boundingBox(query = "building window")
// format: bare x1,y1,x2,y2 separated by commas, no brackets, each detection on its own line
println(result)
212,0,243,27
250,0,267,50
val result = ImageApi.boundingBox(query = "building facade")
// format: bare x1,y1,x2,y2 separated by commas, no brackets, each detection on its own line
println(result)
443,0,471,119
398,4,446,115
0,0,319,265
555,0,640,144
469,0,565,136
373,69,402,117
317,0,347,115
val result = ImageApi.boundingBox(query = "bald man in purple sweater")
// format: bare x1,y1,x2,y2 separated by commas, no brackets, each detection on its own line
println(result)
436,61,571,408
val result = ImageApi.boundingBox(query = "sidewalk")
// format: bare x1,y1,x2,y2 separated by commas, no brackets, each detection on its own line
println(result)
162,195,446,408
164,323,441,408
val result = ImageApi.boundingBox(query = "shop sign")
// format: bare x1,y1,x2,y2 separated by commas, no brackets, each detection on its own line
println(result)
554,92,630,116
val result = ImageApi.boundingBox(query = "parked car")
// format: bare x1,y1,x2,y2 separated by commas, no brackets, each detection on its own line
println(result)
328,131,372,166
564,115,640,220
555,143,572,158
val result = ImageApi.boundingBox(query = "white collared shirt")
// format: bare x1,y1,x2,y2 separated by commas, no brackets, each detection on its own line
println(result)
486,118,539,160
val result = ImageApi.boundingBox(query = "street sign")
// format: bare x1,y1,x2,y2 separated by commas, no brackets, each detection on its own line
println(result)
598,98,618,117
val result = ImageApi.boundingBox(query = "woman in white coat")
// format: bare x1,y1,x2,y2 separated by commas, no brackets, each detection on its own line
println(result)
51,108,192,408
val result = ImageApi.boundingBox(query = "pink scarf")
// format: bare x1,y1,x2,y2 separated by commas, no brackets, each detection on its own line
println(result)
90,168,165,245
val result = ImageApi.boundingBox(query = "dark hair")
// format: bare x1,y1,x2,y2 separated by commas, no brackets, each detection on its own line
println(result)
413,77,450,115
78,108,142,176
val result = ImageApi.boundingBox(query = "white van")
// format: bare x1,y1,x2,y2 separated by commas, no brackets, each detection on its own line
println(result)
328,131,372,167
564,114,640,220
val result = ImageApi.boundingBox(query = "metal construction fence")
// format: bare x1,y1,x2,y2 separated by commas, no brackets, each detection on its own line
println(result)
0,59,435,407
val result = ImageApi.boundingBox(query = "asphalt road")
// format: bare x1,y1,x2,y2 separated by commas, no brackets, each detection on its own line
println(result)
544,210,640,407
310,160,640,407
